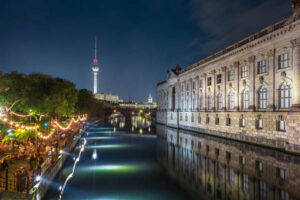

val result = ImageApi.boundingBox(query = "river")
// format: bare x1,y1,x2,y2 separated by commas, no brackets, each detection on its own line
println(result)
44,117,190,200
44,114,300,200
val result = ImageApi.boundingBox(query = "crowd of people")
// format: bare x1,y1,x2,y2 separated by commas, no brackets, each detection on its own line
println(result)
0,124,82,193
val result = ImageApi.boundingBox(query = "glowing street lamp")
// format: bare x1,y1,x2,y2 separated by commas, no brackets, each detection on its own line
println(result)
35,175,41,182
92,149,98,160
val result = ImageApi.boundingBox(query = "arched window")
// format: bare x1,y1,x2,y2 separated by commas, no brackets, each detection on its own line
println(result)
279,82,292,108
242,88,249,109
208,95,214,110
258,86,268,109
217,93,223,110
228,91,235,109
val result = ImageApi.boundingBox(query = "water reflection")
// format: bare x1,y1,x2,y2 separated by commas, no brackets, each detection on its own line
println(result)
157,124,300,200
108,112,153,134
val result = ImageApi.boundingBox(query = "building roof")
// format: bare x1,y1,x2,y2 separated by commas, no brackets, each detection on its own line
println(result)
177,6,299,76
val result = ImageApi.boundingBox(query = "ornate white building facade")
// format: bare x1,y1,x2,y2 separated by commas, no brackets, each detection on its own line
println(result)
157,2,300,153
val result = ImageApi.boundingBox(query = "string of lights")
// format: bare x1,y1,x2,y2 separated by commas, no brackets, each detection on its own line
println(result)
0,117,38,130
53,114,87,131
0,112,87,139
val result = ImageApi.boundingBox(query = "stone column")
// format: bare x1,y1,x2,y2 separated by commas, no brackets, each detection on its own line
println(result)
291,39,300,110
203,73,207,111
212,70,216,111
223,66,227,111
195,76,199,111
249,56,256,111
267,49,276,111
234,61,240,111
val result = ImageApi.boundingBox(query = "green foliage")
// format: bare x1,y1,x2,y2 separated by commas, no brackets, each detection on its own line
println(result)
76,89,104,118
0,71,104,126
0,72,79,118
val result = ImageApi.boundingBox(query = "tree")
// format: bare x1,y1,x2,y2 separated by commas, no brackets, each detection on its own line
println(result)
76,89,104,119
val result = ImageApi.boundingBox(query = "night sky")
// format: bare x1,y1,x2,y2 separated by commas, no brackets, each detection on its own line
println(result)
0,0,292,102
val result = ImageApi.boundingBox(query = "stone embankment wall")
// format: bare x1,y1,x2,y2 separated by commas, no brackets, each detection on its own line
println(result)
34,129,84,200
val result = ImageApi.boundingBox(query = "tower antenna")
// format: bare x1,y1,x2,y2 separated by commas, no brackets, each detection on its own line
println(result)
94,36,98,65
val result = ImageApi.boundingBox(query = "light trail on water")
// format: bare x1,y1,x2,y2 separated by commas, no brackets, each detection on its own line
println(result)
58,138,87,200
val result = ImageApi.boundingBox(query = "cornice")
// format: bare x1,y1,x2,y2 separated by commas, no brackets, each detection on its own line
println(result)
180,19,300,76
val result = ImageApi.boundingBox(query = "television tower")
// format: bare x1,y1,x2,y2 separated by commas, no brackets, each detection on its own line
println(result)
92,36,99,94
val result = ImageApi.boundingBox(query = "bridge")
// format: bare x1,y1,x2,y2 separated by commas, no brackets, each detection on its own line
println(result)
104,106,156,124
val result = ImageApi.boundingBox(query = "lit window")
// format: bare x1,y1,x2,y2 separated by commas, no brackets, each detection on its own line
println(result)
279,82,292,108
199,80,203,88
258,86,268,109
280,121,286,131
228,70,234,81
278,53,290,69
257,115,263,129
241,65,248,78
258,60,267,74
228,91,235,109
278,116,286,131
217,93,223,110
240,115,245,127
208,95,214,110
242,88,249,109
200,95,205,110
181,84,185,110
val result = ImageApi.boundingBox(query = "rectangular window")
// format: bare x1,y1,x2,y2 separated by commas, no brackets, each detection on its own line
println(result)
192,81,196,90
206,116,210,124
257,119,263,129
257,60,267,74
217,74,222,84
241,66,248,78
259,181,268,200
279,120,286,131
228,70,234,81
226,117,231,126
200,95,205,110
278,53,290,69
207,77,212,86
215,115,219,125
199,80,203,88
243,174,249,194
240,118,245,127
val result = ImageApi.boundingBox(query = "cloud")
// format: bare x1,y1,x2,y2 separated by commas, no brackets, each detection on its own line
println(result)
187,0,291,61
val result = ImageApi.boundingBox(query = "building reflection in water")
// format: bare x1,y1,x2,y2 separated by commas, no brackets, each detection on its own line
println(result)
157,124,300,200
108,112,153,134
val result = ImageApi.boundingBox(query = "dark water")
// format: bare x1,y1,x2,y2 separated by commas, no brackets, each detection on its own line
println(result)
44,122,190,200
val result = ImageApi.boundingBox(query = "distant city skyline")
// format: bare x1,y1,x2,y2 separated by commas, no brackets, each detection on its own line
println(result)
0,0,292,102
